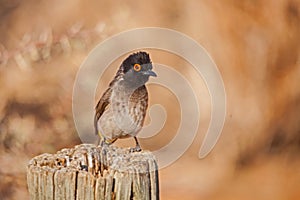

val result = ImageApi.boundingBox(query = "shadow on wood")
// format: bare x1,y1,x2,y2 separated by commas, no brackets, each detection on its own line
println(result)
27,144,159,200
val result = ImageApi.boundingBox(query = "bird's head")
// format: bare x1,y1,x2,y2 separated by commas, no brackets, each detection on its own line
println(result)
117,51,157,88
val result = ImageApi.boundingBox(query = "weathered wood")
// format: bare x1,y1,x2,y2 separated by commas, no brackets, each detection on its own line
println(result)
27,144,159,200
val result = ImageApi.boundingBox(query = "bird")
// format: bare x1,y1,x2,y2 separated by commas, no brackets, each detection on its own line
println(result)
94,51,157,152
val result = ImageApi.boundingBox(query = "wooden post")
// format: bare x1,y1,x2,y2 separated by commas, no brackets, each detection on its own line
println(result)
27,144,159,200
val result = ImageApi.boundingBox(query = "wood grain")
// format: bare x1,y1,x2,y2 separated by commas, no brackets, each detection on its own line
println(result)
27,144,159,200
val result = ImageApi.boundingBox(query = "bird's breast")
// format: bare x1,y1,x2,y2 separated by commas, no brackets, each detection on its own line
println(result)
98,87,146,138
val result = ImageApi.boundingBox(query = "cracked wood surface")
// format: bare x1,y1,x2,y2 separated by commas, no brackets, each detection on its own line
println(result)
27,144,159,200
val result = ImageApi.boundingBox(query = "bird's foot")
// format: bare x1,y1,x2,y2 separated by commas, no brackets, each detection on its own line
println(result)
129,145,142,153
99,140,110,149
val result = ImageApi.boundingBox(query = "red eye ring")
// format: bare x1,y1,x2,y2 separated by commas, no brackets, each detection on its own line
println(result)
133,64,141,72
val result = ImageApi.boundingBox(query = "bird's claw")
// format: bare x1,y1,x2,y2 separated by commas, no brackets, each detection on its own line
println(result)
100,140,110,148
129,145,142,153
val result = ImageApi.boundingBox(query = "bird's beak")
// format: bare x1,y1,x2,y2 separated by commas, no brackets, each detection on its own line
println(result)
143,70,157,77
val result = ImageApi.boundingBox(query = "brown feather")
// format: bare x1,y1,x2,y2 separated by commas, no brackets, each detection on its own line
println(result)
94,87,112,135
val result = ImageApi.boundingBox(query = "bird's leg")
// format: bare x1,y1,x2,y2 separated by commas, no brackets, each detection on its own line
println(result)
130,136,142,152
96,132,106,147
97,133,108,147
100,139,107,147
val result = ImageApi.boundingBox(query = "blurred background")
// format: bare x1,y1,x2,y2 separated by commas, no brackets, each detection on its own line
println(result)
0,0,300,199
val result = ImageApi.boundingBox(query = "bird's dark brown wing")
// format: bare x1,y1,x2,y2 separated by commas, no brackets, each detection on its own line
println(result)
94,87,112,135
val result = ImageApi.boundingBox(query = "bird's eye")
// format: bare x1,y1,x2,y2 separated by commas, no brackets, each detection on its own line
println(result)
133,64,141,72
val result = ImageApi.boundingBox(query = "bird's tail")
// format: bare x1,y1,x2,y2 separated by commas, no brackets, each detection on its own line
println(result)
94,113,98,136
94,113,101,146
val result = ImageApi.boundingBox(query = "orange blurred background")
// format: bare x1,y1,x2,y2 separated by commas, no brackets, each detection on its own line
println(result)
0,0,300,199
